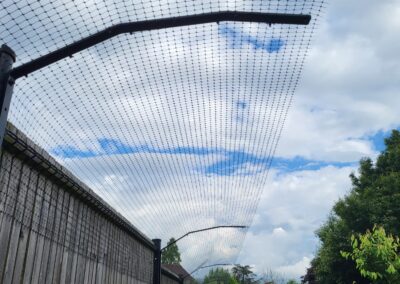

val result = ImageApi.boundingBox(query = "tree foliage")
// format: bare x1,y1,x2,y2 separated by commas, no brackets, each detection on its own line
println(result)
232,265,257,284
204,268,239,284
301,267,316,284
341,226,400,282
308,130,400,283
259,269,289,284
162,238,181,264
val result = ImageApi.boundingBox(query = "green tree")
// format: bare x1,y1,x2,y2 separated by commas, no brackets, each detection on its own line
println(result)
341,226,400,282
259,269,287,284
161,238,181,264
204,268,239,284
286,280,298,284
232,265,256,284
311,130,400,283
301,267,316,284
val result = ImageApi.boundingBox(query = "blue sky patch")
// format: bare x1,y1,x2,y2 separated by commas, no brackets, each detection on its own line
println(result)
271,156,355,172
219,24,284,53
52,145,97,158
237,101,247,109
365,129,391,152
53,139,357,176
204,151,270,176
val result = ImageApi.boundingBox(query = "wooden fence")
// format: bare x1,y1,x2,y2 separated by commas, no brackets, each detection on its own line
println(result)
0,123,182,284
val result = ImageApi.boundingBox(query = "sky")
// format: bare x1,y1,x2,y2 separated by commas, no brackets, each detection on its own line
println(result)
237,0,400,279
2,0,400,281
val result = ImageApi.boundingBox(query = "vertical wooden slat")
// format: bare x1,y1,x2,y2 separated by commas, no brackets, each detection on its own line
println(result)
60,195,76,284
70,198,84,284
2,162,29,284
76,204,89,283
52,189,69,283
0,155,21,281
88,211,99,284
96,217,108,284
39,182,58,283
45,183,64,283
83,207,94,283
31,178,52,284
12,166,39,283
21,174,44,283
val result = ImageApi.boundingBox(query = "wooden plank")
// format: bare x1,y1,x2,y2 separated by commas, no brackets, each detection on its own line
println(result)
105,223,116,284
87,211,99,284
127,238,134,282
21,174,45,283
11,166,39,284
39,182,58,283
0,156,21,281
45,183,64,283
2,162,29,284
92,214,102,284
59,195,75,284
111,225,119,284
0,151,10,225
30,178,52,284
0,151,12,279
65,196,82,284
122,233,129,284
104,219,113,284
71,199,86,284
115,228,122,284
83,207,94,284
52,190,70,283
96,217,108,284
76,205,90,283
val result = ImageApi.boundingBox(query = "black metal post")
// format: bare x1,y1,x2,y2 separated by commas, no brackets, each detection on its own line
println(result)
153,238,162,284
0,45,16,146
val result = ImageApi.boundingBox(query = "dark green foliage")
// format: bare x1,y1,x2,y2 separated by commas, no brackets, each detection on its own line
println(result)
231,265,257,284
301,267,316,284
310,130,400,283
162,238,181,264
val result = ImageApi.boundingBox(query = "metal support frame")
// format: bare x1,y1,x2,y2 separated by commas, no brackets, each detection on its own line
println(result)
161,225,247,251
10,11,310,79
1,11,310,146
157,225,247,284
153,238,162,284
0,45,16,145
186,263,233,278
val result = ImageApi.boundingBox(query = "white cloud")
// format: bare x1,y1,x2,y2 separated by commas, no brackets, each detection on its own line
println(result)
276,257,312,278
238,165,355,278
276,0,400,161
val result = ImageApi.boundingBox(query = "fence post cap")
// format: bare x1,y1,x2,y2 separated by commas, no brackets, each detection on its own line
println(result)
0,44,16,62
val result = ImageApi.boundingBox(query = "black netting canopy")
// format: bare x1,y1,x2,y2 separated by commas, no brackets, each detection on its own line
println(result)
1,0,325,273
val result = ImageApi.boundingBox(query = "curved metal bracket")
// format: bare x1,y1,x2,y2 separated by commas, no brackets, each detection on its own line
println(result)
161,225,248,251
10,11,310,79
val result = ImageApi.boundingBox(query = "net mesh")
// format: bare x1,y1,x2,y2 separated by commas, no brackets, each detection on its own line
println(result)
1,0,326,273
